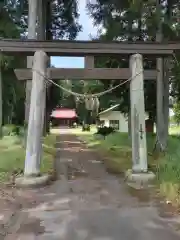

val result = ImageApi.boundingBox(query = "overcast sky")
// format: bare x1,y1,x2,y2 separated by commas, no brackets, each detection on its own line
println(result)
51,0,97,68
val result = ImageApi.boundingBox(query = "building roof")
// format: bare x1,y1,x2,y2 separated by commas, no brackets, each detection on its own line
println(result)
51,108,77,119
99,104,120,115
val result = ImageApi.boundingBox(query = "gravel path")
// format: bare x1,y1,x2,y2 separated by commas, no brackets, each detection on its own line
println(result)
3,133,180,239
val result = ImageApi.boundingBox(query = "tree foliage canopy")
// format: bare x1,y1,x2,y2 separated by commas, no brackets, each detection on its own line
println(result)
1,0,180,127
0,0,82,126
85,0,180,121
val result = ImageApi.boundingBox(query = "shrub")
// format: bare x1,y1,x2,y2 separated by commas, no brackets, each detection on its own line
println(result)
2,124,25,138
3,125,17,136
96,126,115,138
82,124,90,132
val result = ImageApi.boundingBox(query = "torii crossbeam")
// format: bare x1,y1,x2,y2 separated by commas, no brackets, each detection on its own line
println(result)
0,39,179,56
14,68,157,81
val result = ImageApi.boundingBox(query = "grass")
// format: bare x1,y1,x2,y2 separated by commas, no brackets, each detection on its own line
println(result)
70,126,97,135
79,132,157,173
77,127,180,208
169,125,180,135
41,134,57,174
0,132,57,182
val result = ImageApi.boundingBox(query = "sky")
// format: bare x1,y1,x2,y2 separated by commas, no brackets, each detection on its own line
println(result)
51,0,98,68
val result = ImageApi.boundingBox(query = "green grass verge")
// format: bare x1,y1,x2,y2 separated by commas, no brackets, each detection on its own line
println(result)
69,126,97,135
0,133,57,182
79,132,156,173
169,125,180,135
78,131,180,207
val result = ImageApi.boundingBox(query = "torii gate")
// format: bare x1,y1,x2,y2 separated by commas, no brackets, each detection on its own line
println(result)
0,40,176,186
0,1,179,187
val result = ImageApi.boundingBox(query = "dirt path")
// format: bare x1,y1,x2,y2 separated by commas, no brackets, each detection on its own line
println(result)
4,133,180,239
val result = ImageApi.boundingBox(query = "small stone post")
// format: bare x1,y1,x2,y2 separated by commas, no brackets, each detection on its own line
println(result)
130,54,147,173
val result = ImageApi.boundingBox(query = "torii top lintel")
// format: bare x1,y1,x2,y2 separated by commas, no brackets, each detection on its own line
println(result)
0,39,179,56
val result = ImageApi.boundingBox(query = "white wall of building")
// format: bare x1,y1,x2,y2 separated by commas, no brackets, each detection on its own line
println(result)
99,111,128,132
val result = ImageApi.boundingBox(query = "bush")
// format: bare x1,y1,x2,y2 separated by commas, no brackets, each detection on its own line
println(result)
156,155,180,183
156,154,180,206
96,126,115,138
2,124,25,138
0,133,57,182
82,124,90,132
3,125,17,136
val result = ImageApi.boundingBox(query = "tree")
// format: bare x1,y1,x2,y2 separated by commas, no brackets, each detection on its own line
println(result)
87,0,158,118
0,5,26,131
173,101,180,125
2,0,82,134
44,0,82,133
87,0,180,149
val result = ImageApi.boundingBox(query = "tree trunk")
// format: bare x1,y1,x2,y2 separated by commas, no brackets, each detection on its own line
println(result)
161,0,173,148
155,0,171,151
37,0,50,136
37,0,45,39
128,109,131,138
0,60,2,138
138,4,143,41
45,0,52,135
25,0,38,123
163,58,170,145
156,56,165,151
155,0,166,151
127,10,133,138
